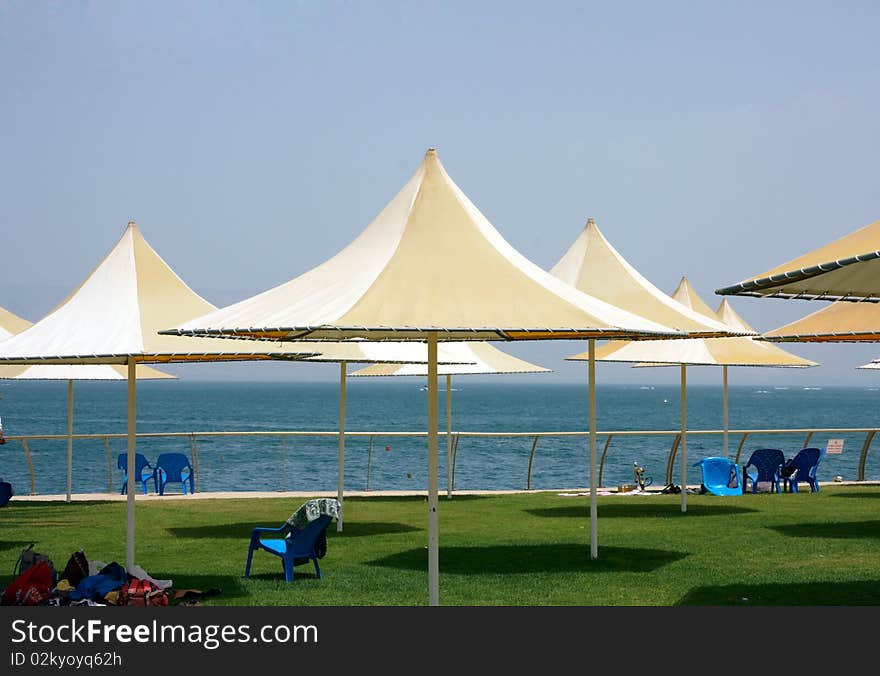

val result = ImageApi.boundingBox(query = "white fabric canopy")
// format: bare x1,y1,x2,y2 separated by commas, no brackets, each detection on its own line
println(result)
569,278,816,463
551,218,746,337
167,148,691,606
0,303,176,502
574,279,817,368
348,342,549,377
550,222,748,516
0,223,321,574
0,224,318,364
0,363,175,380
716,218,880,301
762,299,880,343
168,151,683,342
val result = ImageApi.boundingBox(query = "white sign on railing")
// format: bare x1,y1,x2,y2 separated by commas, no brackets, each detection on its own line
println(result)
826,438,844,454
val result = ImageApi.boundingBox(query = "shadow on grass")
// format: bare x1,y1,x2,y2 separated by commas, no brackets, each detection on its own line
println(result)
1,501,118,508
244,570,322,582
167,521,420,539
678,580,880,605
829,491,880,500
769,520,880,539
526,504,758,519
0,541,28,553
366,544,687,574
349,495,492,504
150,574,249,602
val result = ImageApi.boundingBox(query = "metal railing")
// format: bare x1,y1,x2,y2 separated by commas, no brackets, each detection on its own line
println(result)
2,426,878,495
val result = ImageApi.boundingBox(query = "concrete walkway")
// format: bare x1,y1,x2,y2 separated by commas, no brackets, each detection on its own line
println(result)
10,480,879,502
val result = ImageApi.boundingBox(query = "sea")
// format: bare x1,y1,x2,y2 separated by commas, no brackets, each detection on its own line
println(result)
1,380,879,495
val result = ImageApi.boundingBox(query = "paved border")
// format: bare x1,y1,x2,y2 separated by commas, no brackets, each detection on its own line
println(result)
8,480,879,502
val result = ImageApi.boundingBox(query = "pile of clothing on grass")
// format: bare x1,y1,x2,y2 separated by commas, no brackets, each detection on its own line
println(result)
1,544,219,607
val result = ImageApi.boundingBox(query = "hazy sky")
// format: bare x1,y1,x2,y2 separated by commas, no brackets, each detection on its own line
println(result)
2,1,880,385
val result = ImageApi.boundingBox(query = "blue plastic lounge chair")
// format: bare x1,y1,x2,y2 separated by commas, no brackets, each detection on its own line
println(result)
155,452,195,496
782,447,824,493
743,448,785,494
117,453,158,495
694,456,743,496
245,498,341,582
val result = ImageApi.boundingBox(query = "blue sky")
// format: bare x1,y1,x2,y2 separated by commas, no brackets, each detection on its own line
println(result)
2,1,879,384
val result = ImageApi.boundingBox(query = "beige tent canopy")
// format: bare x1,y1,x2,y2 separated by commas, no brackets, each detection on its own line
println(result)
716,218,880,301
0,304,176,502
168,154,682,343
0,223,324,572
167,148,691,606
351,342,550,499
350,342,549,377
570,278,817,462
762,300,880,343
0,306,31,338
551,219,746,337
580,280,817,367
550,220,748,511
0,224,473,545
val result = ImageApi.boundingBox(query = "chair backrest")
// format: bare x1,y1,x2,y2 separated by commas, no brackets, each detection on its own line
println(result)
696,457,742,495
155,453,192,482
286,514,333,557
746,448,785,480
791,447,823,477
117,453,151,476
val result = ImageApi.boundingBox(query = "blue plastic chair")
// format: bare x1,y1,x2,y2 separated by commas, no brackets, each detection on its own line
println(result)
117,453,158,495
155,452,195,496
0,479,12,507
245,499,340,582
743,448,785,494
693,457,743,496
783,447,824,493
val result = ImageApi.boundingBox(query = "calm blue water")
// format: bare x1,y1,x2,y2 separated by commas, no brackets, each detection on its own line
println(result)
1,380,879,495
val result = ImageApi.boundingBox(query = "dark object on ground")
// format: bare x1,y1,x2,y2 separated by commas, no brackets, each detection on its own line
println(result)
14,543,56,585
0,480,11,507
172,588,222,602
60,550,90,587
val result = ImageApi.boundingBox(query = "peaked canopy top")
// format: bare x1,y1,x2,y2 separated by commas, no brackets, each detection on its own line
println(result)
0,223,319,365
716,218,880,301
167,149,685,343
568,277,816,367
0,305,32,340
349,341,550,377
550,219,746,338
762,299,880,343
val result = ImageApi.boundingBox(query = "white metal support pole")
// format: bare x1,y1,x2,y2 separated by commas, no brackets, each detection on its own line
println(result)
446,374,453,499
126,358,137,572
589,339,598,560
723,365,729,457
66,379,73,503
681,364,688,513
338,361,346,532
427,332,440,606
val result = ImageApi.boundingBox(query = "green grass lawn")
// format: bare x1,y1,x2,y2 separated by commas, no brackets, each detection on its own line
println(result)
2,486,880,606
